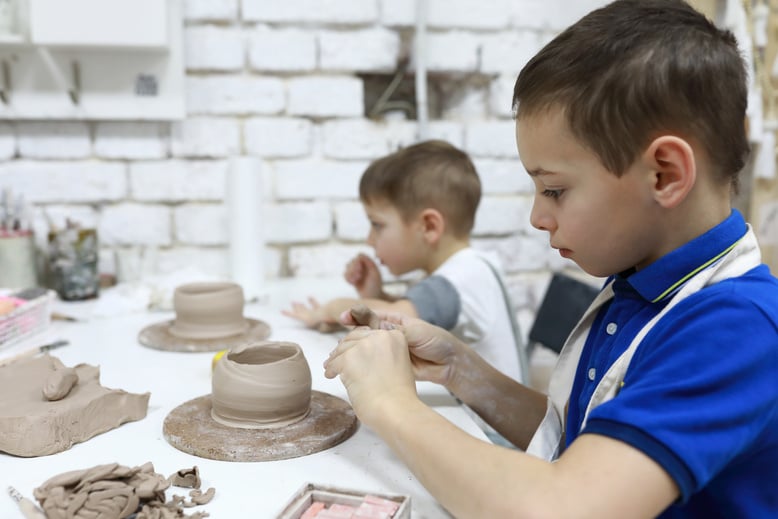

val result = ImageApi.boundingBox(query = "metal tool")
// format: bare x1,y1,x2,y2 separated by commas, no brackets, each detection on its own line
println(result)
7,486,46,519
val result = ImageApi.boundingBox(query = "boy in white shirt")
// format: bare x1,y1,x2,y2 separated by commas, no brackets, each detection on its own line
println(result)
284,139,526,383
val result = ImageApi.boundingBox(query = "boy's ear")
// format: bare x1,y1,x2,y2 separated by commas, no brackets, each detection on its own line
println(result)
642,135,696,209
418,208,445,243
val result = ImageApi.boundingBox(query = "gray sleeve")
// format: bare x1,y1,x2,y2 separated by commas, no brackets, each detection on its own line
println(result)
404,275,460,330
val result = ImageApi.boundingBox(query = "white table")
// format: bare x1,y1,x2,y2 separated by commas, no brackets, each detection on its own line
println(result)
0,279,490,518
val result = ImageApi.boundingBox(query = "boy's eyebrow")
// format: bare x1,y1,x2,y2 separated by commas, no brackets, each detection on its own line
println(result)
526,168,555,177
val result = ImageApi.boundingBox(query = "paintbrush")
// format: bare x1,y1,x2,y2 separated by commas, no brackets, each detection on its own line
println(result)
7,486,46,519
0,339,69,367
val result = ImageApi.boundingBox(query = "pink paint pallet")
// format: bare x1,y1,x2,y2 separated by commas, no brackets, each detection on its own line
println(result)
276,483,411,519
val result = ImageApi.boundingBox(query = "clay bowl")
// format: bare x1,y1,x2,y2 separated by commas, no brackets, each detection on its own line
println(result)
211,341,312,429
168,282,249,340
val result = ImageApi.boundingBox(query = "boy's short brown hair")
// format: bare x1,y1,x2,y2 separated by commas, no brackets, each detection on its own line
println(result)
512,0,749,190
359,140,481,238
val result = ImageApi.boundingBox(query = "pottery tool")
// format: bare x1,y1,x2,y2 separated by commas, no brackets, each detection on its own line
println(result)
51,312,79,322
0,339,68,367
7,486,46,519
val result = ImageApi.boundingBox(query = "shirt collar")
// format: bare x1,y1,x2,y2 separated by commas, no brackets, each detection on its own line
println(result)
618,209,748,303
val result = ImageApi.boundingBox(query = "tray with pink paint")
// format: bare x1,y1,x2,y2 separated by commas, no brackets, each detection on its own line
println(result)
276,483,411,519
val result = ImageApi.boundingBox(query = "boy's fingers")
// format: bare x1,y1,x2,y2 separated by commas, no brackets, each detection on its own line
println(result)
349,304,381,329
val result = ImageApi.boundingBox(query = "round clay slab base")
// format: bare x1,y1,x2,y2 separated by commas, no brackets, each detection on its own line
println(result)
138,318,271,352
163,391,358,462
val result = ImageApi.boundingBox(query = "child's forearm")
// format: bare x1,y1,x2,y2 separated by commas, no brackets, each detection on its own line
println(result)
446,349,548,449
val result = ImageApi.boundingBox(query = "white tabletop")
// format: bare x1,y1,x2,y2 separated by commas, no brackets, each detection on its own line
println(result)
0,279,489,519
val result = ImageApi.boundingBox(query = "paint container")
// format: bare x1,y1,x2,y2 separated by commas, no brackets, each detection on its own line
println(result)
0,232,38,289
47,227,99,300
276,483,410,519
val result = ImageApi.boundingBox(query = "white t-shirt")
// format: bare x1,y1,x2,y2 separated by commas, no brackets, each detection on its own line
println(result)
405,248,524,383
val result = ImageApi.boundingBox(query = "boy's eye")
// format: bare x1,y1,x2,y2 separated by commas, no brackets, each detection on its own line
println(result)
542,189,564,199
370,221,384,230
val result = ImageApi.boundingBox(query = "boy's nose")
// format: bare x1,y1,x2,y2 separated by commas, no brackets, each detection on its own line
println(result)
530,198,555,232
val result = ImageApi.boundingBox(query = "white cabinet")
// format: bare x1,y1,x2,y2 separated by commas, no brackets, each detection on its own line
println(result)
29,0,168,49
0,0,184,120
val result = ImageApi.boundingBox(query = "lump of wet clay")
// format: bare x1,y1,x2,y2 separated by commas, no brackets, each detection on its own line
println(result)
349,304,381,329
0,354,150,457
42,366,79,401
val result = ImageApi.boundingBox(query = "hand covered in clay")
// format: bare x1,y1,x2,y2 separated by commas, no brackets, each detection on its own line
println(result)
324,326,419,427
344,253,384,299
340,310,468,388
281,297,344,333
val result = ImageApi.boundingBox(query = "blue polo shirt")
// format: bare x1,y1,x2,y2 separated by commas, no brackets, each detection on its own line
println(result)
566,210,778,518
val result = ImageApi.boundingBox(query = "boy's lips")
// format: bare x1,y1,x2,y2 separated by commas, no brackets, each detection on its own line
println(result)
552,244,572,258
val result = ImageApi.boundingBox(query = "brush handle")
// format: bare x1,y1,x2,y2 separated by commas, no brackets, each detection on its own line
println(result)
16,497,46,519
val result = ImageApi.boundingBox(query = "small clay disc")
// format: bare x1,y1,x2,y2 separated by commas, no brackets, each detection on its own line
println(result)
163,392,358,462
138,318,271,352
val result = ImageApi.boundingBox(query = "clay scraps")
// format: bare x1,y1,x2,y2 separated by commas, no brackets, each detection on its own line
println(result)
33,462,216,519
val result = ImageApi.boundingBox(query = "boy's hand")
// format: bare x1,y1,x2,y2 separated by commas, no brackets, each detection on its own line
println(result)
339,309,464,387
281,297,344,333
324,327,419,427
344,254,383,299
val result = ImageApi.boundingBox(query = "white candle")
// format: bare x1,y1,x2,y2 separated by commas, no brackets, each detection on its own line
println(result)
226,156,265,301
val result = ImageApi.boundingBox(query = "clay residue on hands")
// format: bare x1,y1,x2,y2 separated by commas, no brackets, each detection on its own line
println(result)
349,304,381,329
42,367,79,401
33,462,215,519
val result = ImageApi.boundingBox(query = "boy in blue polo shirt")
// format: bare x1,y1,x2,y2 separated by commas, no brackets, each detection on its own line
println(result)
323,1,778,517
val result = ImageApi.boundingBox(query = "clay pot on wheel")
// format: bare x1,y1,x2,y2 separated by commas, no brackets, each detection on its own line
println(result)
169,282,249,339
211,341,312,429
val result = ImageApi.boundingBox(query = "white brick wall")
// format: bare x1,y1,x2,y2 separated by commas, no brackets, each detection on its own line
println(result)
0,123,15,159
334,201,369,241
273,160,365,200
0,0,612,321
245,118,313,158
94,123,169,160
0,161,127,202
184,26,244,71
174,204,227,245
185,0,238,21
17,122,91,159
170,118,241,158
186,76,285,115
287,76,364,118
99,204,172,246
242,0,379,25
130,160,226,201
265,202,332,244
248,27,317,72
422,31,480,72
319,28,401,72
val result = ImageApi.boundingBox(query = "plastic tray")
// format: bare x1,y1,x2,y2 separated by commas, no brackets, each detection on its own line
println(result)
0,289,55,348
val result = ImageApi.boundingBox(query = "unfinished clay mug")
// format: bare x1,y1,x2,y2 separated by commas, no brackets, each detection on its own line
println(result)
211,341,312,429
169,281,249,339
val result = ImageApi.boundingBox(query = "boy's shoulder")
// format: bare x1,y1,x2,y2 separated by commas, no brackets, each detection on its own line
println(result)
718,264,778,316
668,264,778,340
